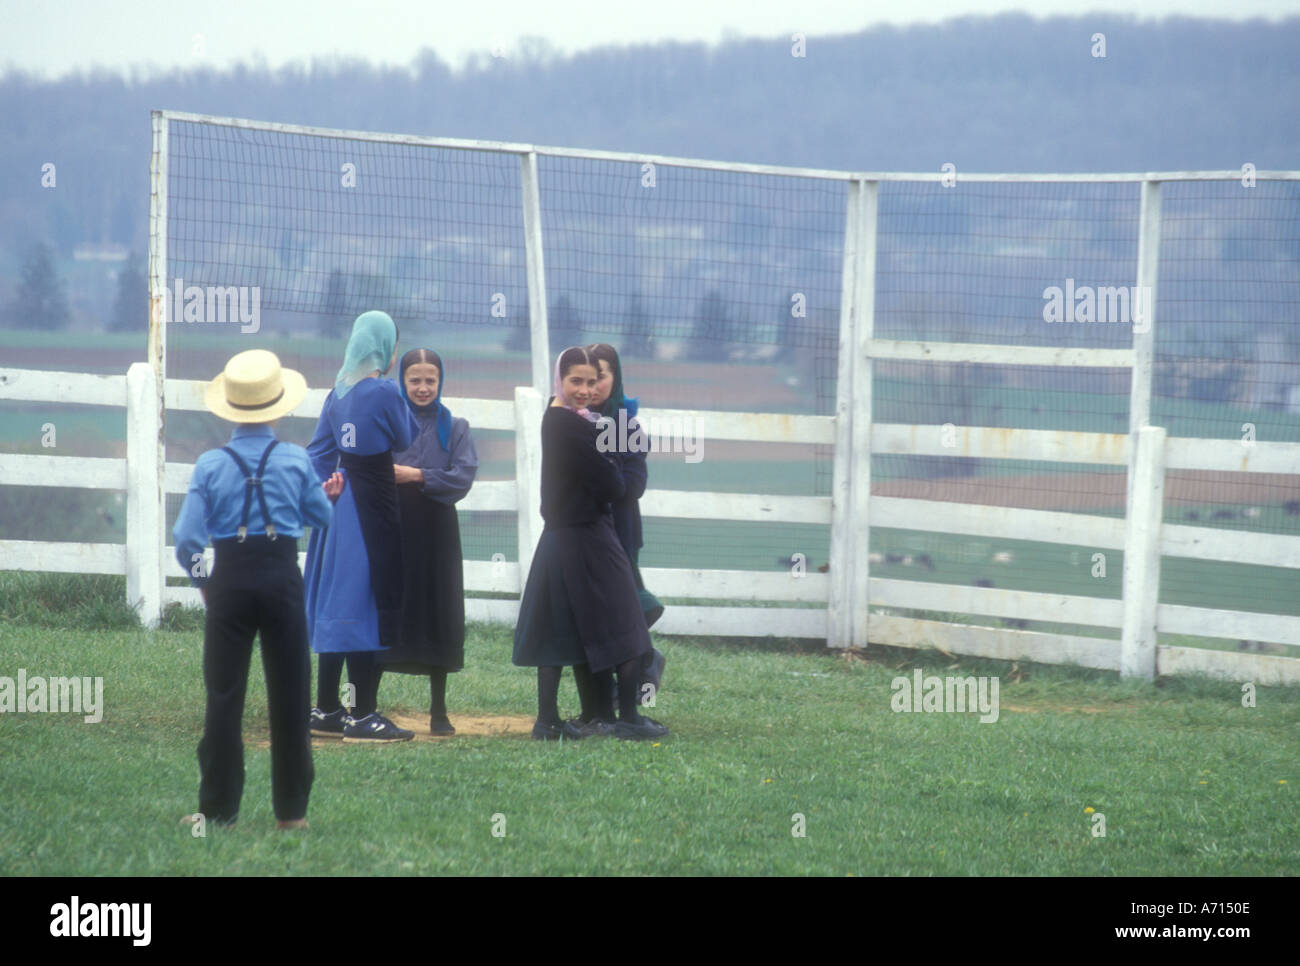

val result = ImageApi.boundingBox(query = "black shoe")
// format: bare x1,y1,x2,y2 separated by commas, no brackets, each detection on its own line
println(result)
343,712,414,743
532,719,566,741
309,707,348,739
429,715,455,736
614,715,669,741
565,717,615,739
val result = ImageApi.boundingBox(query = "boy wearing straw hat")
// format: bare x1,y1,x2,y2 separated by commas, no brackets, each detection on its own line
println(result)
174,349,339,831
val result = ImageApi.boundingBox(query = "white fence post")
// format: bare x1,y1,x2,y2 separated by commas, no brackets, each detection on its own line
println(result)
514,386,545,585
1121,424,1166,680
828,178,878,649
126,362,164,628
520,151,552,396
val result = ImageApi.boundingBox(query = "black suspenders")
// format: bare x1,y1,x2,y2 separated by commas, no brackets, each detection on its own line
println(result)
220,440,280,541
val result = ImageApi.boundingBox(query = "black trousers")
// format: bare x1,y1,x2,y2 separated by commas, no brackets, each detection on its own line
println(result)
198,537,314,823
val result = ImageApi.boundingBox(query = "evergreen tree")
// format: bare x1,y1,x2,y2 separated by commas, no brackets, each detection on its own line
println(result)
111,192,136,247
779,292,803,350
111,252,148,332
318,269,351,336
504,303,532,354
692,288,731,361
623,290,654,359
548,294,583,355
7,242,71,330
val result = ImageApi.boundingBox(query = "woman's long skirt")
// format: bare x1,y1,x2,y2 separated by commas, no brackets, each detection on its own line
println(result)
380,485,466,673
512,516,651,673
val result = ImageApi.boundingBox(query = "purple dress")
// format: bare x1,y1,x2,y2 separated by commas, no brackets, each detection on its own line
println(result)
380,409,478,673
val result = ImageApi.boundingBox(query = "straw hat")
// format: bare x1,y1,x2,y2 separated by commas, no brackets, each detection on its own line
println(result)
204,349,307,423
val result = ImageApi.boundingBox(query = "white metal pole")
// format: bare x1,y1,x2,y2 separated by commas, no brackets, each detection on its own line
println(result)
1130,180,1160,438
851,181,879,647
520,151,551,396
145,110,169,626
828,180,862,648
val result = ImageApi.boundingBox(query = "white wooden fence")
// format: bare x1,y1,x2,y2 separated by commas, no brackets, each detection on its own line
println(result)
3,360,1300,687
5,116,1299,686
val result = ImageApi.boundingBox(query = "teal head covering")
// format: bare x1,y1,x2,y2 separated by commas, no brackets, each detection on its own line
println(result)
588,342,639,419
334,310,398,399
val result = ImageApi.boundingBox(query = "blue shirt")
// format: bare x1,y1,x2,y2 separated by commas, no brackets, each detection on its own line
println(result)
173,425,333,587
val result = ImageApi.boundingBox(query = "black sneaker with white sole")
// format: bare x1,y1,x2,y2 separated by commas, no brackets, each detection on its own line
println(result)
343,712,414,743
310,707,348,739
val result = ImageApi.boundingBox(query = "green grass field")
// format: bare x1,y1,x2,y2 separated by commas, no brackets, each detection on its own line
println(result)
0,575,1295,876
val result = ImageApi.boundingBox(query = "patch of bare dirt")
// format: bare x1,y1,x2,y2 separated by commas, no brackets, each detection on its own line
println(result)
248,712,535,748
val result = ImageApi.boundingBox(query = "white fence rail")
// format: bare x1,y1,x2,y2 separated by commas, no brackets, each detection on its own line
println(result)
4,362,1299,686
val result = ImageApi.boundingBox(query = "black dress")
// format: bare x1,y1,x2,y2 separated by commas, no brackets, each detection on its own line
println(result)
379,414,479,674
513,405,652,673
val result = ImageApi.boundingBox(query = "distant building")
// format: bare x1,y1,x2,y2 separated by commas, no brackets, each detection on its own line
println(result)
73,243,128,262
1245,325,1300,412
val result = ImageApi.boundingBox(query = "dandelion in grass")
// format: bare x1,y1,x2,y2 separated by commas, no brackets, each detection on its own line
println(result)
1084,806,1095,814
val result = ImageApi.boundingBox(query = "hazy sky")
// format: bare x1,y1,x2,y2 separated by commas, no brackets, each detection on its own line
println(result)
3,0,1299,80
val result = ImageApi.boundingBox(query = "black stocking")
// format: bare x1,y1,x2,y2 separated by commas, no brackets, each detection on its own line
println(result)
348,653,379,718
590,669,616,722
430,670,448,720
536,666,562,726
317,654,344,712
572,663,601,722
616,657,643,721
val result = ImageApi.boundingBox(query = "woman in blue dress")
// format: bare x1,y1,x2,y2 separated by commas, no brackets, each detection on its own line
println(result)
304,310,419,743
